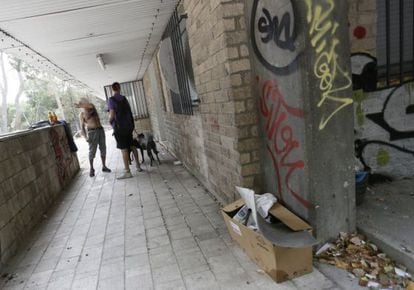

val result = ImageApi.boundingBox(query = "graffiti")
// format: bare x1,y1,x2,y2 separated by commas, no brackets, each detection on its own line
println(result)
251,0,299,75
258,8,295,51
366,82,414,141
353,26,367,39
355,81,414,174
355,139,414,169
49,127,74,186
351,53,377,92
258,77,312,210
305,0,353,130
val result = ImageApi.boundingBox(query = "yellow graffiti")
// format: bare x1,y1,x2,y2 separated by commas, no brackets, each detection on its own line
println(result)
305,0,353,130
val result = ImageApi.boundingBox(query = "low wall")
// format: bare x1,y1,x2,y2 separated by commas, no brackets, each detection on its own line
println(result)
0,125,79,267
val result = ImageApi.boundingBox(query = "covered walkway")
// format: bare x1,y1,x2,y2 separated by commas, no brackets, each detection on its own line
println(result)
1,135,337,290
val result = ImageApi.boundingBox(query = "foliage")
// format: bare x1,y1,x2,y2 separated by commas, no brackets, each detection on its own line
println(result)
0,53,107,135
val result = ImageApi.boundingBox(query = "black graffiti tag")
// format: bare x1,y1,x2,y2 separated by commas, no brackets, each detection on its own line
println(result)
366,82,414,141
251,0,299,75
258,8,295,51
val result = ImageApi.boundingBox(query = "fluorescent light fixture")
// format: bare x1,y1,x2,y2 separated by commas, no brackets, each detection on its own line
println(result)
96,54,106,71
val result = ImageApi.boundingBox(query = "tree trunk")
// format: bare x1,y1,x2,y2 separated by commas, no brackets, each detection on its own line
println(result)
14,60,24,130
54,93,65,120
0,53,8,133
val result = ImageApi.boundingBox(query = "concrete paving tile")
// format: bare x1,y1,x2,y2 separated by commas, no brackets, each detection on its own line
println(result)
169,227,193,241
147,226,168,239
125,273,153,290
150,250,176,269
198,237,229,258
32,257,59,274
97,276,124,290
71,274,98,290
171,237,199,254
22,270,53,289
102,245,124,261
144,216,165,229
183,270,220,290
147,234,170,249
291,269,335,290
99,258,124,280
155,278,186,290
54,255,80,271
175,249,209,275
152,264,182,285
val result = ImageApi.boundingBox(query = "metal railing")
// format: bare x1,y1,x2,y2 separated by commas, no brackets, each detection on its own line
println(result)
162,6,194,115
378,0,414,88
104,80,149,119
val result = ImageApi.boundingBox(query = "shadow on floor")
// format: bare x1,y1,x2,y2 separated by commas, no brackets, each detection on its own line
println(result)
357,178,414,273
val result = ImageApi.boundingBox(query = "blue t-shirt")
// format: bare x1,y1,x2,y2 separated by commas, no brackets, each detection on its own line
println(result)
107,94,134,130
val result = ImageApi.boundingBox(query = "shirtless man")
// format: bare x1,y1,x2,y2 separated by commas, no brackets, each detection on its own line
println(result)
75,98,111,177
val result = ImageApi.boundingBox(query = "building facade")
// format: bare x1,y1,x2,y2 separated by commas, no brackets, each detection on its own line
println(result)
137,0,412,242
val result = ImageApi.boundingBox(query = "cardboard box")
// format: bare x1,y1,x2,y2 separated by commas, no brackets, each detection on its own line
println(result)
221,199,314,283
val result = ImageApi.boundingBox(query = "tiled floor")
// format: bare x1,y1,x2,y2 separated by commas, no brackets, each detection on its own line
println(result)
0,135,339,290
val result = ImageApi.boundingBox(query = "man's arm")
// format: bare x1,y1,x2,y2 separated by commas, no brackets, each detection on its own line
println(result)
79,112,88,141
107,97,116,124
108,109,115,124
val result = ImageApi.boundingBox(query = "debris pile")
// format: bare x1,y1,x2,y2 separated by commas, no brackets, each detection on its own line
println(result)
317,233,413,289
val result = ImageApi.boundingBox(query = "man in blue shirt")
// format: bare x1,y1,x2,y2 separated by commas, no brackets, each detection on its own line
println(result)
108,82,142,179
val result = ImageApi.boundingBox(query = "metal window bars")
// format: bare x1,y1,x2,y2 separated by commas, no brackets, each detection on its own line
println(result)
378,0,414,88
104,80,149,119
162,6,194,115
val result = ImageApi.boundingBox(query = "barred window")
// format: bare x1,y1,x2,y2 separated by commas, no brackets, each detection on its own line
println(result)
104,80,148,119
160,5,198,115
377,0,414,87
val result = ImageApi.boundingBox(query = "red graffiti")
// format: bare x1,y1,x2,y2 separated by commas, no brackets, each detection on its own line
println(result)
49,127,73,186
259,77,312,210
353,26,367,39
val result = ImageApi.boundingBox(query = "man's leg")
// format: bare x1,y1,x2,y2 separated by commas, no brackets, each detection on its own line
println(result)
89,158,95,177
117,149,133,179
88,131,98,177
99,129,111,172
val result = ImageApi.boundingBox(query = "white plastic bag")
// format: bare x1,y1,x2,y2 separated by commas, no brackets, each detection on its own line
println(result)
256,193,277,218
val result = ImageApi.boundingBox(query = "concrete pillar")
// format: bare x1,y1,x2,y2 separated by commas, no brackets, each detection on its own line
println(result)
245,0,355,242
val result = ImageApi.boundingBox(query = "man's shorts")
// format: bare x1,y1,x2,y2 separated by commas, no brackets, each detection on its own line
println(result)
88,127,106,159
114,130,133,150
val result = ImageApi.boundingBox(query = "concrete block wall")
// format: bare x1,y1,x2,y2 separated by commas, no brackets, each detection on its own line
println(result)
348,0,414,178
0,125,79,267
348,0,377,55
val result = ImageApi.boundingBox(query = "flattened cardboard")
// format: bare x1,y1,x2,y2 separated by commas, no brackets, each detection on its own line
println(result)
257,214,317,248
268,203,312,231
221,199,314,283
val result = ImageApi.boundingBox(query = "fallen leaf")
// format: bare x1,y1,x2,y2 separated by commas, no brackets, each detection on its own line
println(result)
335,258,350,270
350,236,363,246
359,277,369,287
384,265,394,273
353,268,365,278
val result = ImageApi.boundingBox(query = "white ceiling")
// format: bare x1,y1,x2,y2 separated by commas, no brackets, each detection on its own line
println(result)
0,0,178,98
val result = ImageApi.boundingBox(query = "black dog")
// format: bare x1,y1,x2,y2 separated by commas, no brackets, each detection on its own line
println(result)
133,133,161,166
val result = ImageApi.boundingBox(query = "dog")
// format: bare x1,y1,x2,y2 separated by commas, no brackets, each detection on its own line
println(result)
132,133,161,166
